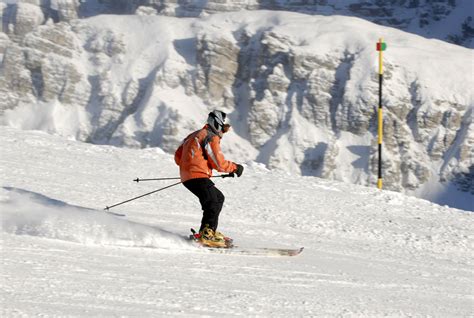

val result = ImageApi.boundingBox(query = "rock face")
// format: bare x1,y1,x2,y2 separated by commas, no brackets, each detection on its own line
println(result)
0,21,86,114
0,12,472,204
195,34,240,106
0,1,79,42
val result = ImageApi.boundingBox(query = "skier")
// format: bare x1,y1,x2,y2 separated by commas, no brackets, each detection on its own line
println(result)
174,110,244,247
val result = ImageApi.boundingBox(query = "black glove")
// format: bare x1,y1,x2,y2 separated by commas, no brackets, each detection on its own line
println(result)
234,164,244,177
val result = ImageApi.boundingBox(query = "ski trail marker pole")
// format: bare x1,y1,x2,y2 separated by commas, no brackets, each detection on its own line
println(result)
376,38,386,190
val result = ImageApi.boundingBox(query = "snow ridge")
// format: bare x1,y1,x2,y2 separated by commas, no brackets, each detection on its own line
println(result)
1,187,192,250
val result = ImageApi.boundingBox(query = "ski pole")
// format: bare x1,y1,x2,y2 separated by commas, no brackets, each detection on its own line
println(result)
105,174,235,210
134,176,180,182
133,173,235,183
104,181,182,211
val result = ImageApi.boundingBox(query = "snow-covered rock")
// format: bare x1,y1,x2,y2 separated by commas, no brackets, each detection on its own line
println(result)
0,0,79,42
2,1,472,48
84,0,474,48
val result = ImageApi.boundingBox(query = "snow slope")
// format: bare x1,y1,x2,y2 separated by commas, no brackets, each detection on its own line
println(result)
1,126,472,316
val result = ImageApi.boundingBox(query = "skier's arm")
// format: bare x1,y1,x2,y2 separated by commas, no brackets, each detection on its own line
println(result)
205,136,237,173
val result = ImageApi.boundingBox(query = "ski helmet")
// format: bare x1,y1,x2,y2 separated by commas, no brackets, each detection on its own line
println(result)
207,110,227,132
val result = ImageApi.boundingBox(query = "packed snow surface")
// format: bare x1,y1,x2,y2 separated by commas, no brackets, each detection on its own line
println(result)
0,126,472,316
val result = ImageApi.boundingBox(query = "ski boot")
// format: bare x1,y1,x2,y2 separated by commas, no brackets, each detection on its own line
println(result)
190,226,233,248
214,230,233,246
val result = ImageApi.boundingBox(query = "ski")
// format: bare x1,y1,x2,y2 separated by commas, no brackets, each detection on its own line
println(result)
203,246,304,257
188,228,303,257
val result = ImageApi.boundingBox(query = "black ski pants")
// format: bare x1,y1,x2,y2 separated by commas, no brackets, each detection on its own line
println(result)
183,178,225,232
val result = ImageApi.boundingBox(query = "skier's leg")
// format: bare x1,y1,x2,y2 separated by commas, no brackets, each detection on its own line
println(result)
207,186,224,231
197,182,224,231
183,178,224,231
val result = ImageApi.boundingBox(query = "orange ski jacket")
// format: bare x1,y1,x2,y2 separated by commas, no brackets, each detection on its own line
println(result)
174,125,237,182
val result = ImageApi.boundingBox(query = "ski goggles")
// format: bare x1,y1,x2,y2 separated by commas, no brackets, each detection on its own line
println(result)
223,124,231,133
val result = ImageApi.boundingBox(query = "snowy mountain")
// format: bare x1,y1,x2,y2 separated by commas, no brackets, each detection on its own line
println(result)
1,10,472,210
2,0,473,47
115,0,474,48
1,126,472,316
